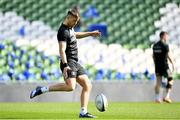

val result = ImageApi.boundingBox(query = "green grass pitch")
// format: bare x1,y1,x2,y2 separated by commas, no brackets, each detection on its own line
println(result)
0,102,180,120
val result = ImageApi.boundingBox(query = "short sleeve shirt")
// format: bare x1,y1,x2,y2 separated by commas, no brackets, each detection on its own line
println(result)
57,24,78,62
152,40,169,70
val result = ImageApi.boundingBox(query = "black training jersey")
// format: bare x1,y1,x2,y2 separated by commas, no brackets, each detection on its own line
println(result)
57,24,78,61
152,40,169,70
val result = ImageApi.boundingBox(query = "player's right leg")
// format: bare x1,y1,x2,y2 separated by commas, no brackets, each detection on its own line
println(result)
49,78,76,91
155,74,162,103
30,60,77,99
30,78,76,99
30,86,43,99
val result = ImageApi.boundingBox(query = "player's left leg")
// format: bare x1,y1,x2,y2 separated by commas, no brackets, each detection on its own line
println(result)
163,69,173,103
163,78,173,103
76,74,95,118
30,78,77,99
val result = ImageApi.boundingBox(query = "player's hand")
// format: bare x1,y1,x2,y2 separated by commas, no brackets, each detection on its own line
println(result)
91,30,101,37
63,66,71,79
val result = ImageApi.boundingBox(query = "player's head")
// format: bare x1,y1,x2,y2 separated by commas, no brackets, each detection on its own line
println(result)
65,10,80,28
160,31,169,41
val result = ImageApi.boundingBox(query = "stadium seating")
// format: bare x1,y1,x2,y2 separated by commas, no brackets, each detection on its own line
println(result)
0,0,178,48
150,3,180,45
0,40,61,81
0,0,180,81
0,35,157,81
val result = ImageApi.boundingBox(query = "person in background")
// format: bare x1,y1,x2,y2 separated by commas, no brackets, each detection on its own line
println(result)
152,31,175,103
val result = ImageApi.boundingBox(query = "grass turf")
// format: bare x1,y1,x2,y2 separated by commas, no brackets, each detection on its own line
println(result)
0,102,180,120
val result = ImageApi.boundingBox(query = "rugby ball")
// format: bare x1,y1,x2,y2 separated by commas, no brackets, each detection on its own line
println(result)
95,94,108,112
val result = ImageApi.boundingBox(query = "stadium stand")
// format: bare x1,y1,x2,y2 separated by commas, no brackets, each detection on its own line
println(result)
0,0,175,48
0,40,61,81
0,0,180,81
150,3,180,45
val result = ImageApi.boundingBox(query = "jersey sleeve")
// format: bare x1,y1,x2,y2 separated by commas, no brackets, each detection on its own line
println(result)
57,30,69,42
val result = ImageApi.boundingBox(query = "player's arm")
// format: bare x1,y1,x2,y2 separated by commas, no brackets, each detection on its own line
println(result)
59,41,67,64
167,50,175,71
152,54,157,68
75,30,101,39
152,54,155,61
58,41,71,79
152,44,155,63
57,29,69,63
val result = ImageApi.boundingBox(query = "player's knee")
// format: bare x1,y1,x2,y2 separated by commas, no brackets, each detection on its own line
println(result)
67,85,76,91
67,87,75,91
87,82,92,91
88,82,92,90
166,77,173,89
83,82,92,91
155,84,160,90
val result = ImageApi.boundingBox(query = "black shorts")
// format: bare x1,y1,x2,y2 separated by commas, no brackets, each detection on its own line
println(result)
155,68,172,78
60,59,86,78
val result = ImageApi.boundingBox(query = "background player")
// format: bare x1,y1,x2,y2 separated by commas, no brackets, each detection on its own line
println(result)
152,31,175,103
30,9,101,118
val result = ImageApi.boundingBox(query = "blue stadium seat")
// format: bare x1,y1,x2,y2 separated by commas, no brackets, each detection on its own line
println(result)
41,71,50,80
95,69,105,80
0,74,11,81
116,72,126,80
16,73,26,80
